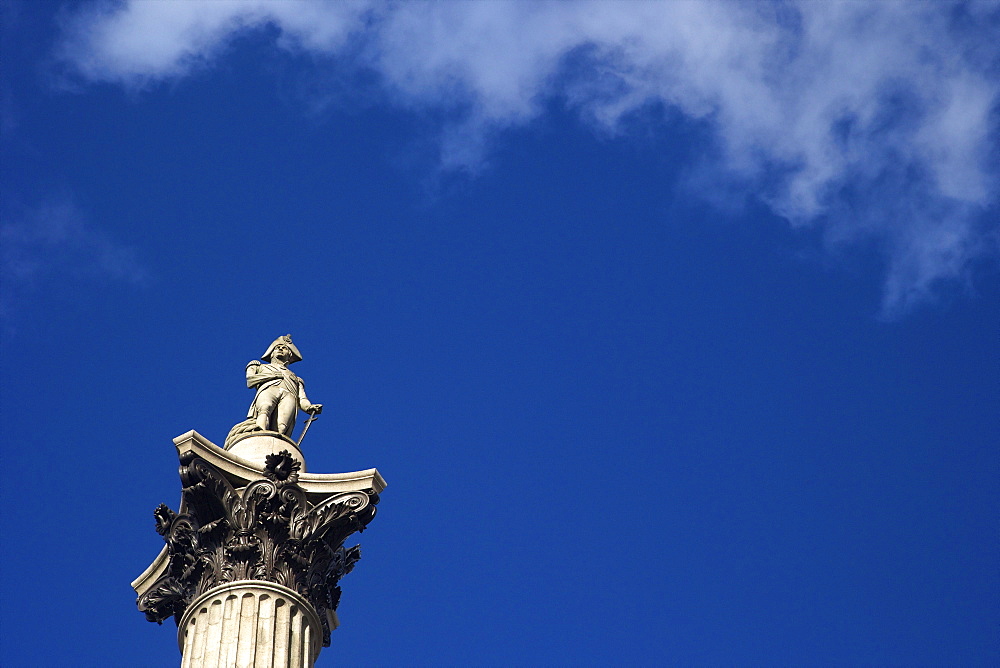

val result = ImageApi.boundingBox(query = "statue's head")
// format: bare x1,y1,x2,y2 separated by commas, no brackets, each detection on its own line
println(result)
262,334,303,364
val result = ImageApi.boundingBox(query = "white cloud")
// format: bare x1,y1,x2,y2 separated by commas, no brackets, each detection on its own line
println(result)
57,0,1000,314
1,196,145,317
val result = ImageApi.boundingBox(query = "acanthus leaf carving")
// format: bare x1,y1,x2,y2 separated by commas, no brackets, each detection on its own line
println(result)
136,452,376,646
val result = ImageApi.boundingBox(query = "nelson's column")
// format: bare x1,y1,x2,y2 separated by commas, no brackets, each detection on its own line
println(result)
132,335,386,668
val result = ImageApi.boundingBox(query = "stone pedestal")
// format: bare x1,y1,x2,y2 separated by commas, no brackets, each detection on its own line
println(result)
133,431,385,667
178,581,322,668
226,433,309,473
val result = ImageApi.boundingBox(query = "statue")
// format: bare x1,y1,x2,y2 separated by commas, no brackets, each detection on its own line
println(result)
224,335,323,448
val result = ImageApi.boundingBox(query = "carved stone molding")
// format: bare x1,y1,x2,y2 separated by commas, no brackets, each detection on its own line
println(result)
137,449,379,647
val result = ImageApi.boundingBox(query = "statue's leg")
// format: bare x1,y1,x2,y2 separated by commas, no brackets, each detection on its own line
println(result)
275,392,297,436
254,386,281,431
276,392,298,436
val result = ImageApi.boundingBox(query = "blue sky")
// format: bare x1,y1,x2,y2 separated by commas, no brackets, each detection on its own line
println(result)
2,1,998,665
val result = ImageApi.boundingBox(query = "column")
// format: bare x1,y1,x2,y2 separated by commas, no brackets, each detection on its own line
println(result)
178,581,321,668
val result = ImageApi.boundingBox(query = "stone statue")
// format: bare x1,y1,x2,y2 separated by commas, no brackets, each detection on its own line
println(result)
224,335,323,448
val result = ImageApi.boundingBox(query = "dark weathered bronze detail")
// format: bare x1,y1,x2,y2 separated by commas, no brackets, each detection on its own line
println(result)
137,449,378,646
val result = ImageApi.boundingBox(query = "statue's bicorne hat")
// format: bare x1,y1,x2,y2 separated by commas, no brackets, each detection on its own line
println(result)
262,334,303,364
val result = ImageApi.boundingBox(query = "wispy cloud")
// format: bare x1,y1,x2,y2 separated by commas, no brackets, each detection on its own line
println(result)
1,196,146,318
56,0,1000,314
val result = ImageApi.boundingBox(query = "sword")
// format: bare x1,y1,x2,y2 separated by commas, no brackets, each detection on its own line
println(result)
296,409,320,447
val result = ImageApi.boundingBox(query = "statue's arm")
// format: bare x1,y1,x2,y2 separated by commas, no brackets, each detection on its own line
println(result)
297,377,323,414
245,360,272,389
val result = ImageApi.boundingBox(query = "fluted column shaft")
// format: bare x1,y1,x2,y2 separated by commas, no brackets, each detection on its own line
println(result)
178,581,322,668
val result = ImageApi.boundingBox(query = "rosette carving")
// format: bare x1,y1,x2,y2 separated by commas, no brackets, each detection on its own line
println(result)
137,450,378,646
